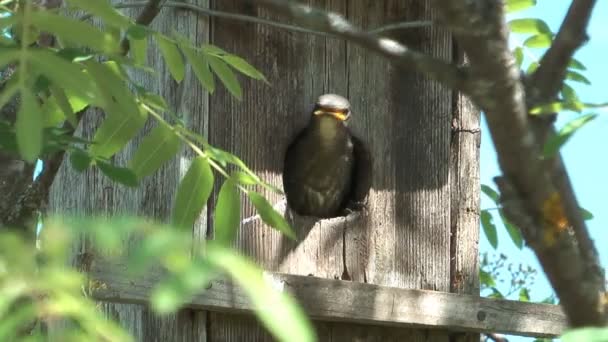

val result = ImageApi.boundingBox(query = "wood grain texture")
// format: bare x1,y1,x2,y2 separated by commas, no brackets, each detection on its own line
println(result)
207,0,456,340
91,261,567,338
49,2,210,341
449,52,481,342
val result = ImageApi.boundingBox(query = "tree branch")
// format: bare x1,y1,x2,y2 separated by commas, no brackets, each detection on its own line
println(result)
245,0,469,92
431,0,606,327
528,0,597,104
1,0,166,233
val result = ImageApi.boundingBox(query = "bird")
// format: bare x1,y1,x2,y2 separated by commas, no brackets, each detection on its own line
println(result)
282,94,372,218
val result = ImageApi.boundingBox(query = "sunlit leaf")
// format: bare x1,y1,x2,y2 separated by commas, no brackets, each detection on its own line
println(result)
180,44,214,92
232,170,259,186
16,88,43,162
206,243,316,342
129,122,181,179
49,85,78,126
29,50,100,105
208,55,242,100
129,35,147,65
481,210,498,249
214,179,240,246
542,113,597,158
523,33,553,48
89,106,148,159
513,47,523,68
96,160,138,187
221,54,267,83
526,61,539,74
529,101,583,115
156,34,185,83
508,18,551,35
519,288,530,302
172,156,214,230
505,0,536,13
247,191,295,239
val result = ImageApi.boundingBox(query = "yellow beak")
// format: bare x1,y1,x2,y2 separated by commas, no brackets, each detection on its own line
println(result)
314,109,350,121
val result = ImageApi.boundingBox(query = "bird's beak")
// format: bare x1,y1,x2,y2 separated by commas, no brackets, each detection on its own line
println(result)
314,109,350,121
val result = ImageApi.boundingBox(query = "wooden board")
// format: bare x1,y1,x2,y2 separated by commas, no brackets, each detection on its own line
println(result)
49,1,211,340
91,260,567,338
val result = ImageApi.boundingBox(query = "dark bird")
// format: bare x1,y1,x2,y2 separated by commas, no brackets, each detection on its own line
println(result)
283,94,372,218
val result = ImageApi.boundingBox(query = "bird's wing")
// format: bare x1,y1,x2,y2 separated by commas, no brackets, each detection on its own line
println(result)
349,134,373,206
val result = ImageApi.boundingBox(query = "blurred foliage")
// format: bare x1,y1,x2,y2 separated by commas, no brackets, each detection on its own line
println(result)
0,217,315,341
0,0,309,340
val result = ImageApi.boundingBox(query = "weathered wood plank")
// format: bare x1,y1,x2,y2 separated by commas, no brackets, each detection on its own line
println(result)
91,260,567,338
50,2,211,340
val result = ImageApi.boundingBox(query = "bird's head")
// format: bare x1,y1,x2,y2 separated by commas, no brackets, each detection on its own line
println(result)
312,94,351,124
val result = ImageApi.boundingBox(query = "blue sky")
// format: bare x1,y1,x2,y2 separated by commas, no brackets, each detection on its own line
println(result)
480,1,608,340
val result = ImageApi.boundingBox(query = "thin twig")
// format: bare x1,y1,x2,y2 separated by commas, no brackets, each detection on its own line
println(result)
528,0,597,104
248,0,468,91
112,1,433,37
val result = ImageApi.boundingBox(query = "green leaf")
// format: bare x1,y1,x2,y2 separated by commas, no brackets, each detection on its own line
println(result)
87,61,147,158
214,178,240,246
232,170,260,186
542,113,597,158
221,54,267,83
247,191,295,239
29,11,120,54
561,83,580,104
488,287,504,299
526,61,539,74
566,70,591,85
513,47,523,68
139,92,169,112
16,88,43,162
49,85,78,126
127,229,188,275
208,55,242,100
479,269,495,287
28,50,100,105
126,25,149,40
480,184,500,203
96,160,138,187
481,210,498,249
519,288,530,302
70,149,92,172
129,122,181,179
0,47,19,69
524,33,553,48
64,0,131,28
156,34,185,83
508,18,551,35
129,35,147,65
151,259,214,314
206,243,316,342
568,58,586,71
529,101,583,115
562,327,608,342
580,207,594,220
505,0,536,13
89,106,148,159
500,210,524,249
180,44,215,92
172,157,214,230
